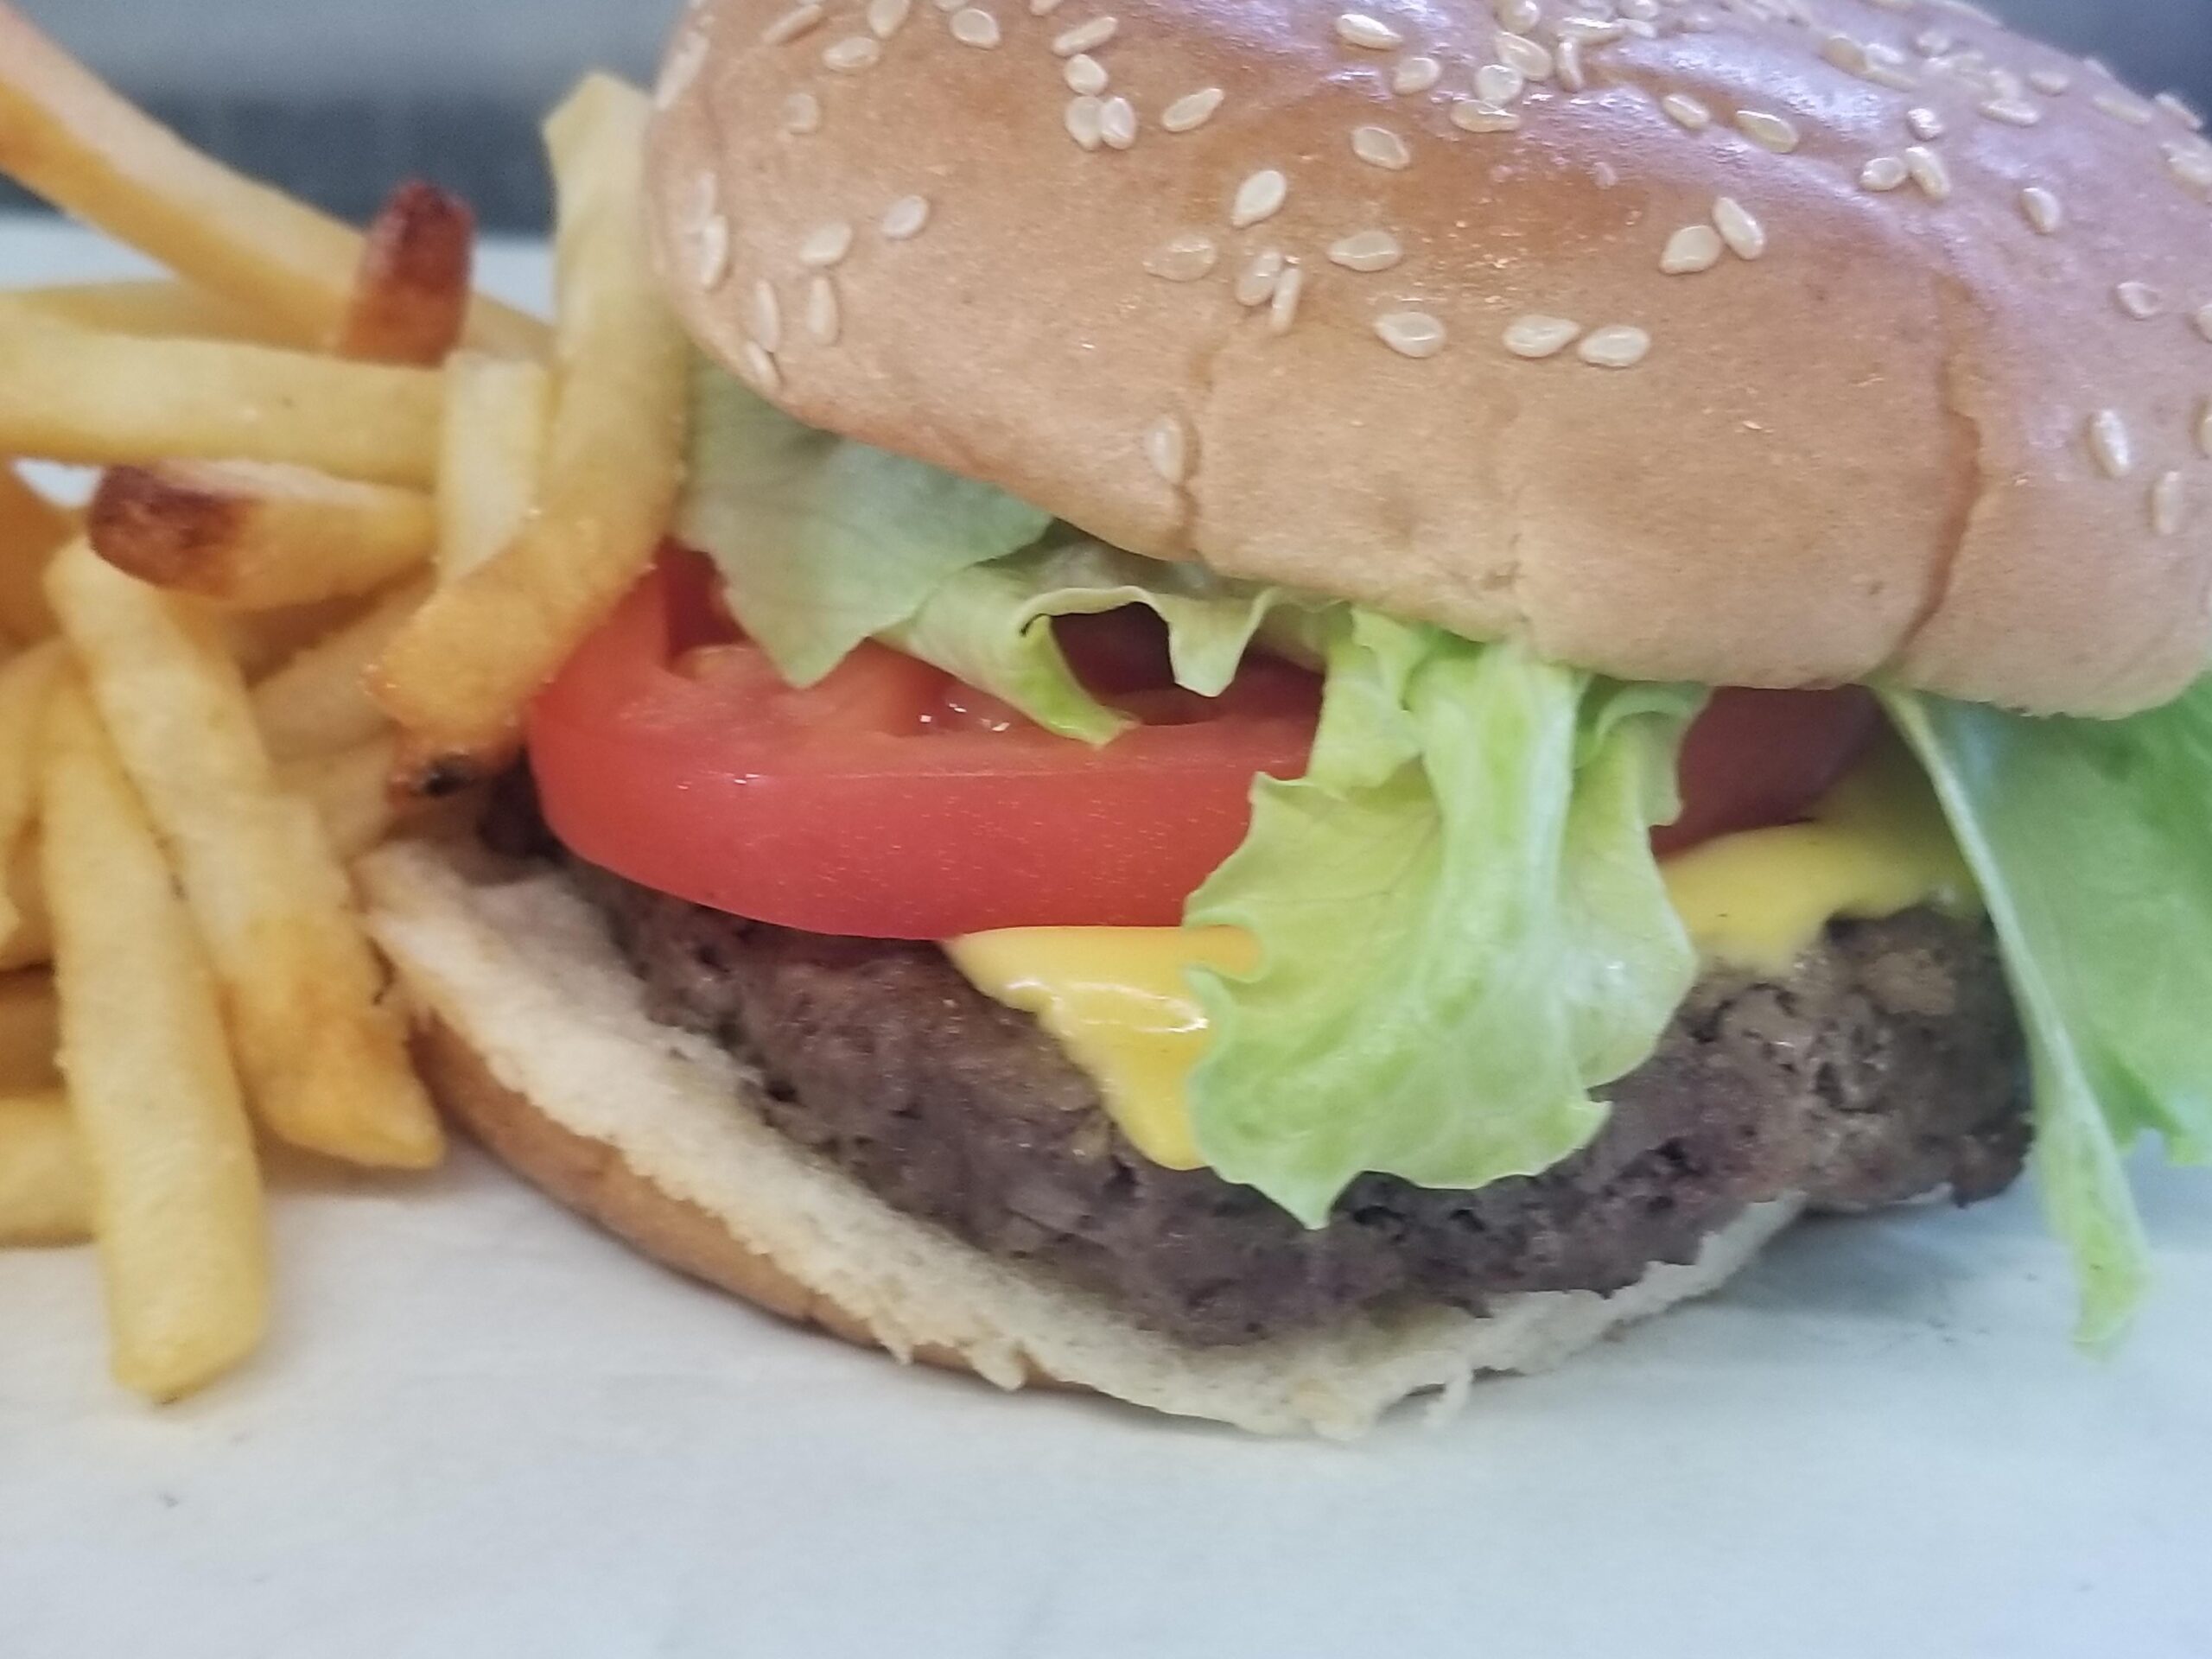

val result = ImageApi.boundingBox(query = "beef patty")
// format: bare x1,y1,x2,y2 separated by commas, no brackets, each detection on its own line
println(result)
564,858,2030,1347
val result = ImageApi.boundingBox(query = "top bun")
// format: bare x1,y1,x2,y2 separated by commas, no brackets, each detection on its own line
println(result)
650,0,2212,715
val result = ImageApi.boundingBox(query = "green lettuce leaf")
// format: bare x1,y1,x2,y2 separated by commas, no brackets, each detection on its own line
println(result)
677,358,1052,684
880,540,1309,743
1884,682,2212,1346
1185,610,1703,1225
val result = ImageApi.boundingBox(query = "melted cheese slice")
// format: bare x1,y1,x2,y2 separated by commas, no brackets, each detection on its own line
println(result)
947,746,1978,1173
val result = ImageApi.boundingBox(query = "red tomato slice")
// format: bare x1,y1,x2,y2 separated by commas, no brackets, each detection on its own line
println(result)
528,559,1321,937
529,559,1880,938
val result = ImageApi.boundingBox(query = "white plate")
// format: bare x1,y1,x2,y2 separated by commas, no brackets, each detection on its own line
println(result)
3,218,2206,1659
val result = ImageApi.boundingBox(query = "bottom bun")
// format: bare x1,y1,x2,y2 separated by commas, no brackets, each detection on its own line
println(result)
361,838,1802,1438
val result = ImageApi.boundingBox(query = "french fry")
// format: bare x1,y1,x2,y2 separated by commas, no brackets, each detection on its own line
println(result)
373,78,687,787
438,353,551,582
0,307,442,486
0,640,63,945
0,1090,88,1246
279,738,400,862
0,461,73,642
5,279,274,344
0,970,60,1091
223,594,374,681
48,541,443,1169
0,842,48,973
42,682,267,1396
252,579,426,761
0,4,545,358
89,461,434,609
339,181,474,366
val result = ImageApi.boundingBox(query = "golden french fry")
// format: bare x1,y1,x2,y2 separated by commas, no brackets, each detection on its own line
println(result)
223,594,375,681
252,579,425,762
438,352,551,582
89,461,434,609
42,681,267,1397
48,542,443,1169
0,308,442,486
0,1090,88,1246
279,737,400,862
339,181,474,366
0,970,59,1091
0,461,73,642
4,279,275,344
0,841,48,973
373,78,687,783
0,640,64,944
0,5,544,358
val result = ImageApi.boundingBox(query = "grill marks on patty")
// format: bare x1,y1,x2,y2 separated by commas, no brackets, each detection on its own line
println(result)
568,857,2030,1347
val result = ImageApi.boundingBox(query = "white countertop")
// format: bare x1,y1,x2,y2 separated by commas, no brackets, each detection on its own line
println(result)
2,215,2207,1659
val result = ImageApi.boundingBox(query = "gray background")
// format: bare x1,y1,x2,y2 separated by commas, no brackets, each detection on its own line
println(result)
8,0,2212,228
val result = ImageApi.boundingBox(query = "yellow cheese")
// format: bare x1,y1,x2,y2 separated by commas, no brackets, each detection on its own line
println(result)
947,744,1979,1172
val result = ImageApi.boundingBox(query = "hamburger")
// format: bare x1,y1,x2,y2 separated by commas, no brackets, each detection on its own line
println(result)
361,0,2212,1434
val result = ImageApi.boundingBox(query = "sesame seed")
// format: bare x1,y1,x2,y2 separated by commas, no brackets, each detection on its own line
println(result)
1450,99,1522,133
2088,410,2133,480
950,7,1001,47
1377,312,1448,359
799,221,855,269
1980,98,2040,127
1579,325,1651,369
1661,225,1724,273
1144,232,1218,282
1863,62,1922,92
695,215,732,289
1904,145,1952,200
1556,16,1624,43
1475,63,1527,105
1162,87,1225,132
2084,55,2117,79
1496,0,1541,31
1556,37,1586,92
1906,107,1945,141
1931,0,1998,22
2018,186,2063,233
1064,52,1109,93
1662,92,1713,130
1503,315,1582,359
1268,264,1306,335
2166,146,2212,196
1231,169,1289,228
2152,471,2187,537
2094,92,2156,126
1330,230,1404,271
2197,399,2212,458
1497,33,1554,81
1713,197,1766,259
657,30,708,110
1052,15,1117,54
1336,11,1405,49
1860,156,1910,192
823,34,882,70
806,276,841,346
881,194,932,239
2197,305,2212,343
2158,91,2207,130
1735,110,1802,152
1819,34,1870,75
1099,94,1137,149
782,91,824,135
1621,0,1658,18
1914,29,1955,57
742,342,782,394
931,0,961,10
762,3,826,45
1065,95,1105,149
1352,124,1413,169
678,171,716,233
751,280,784,352
1235,250,1286,308
1029,0,1066,11
2028,67,2071,95
2116,283,2164,321
1394,55,1444,93
1145,416,1189,486
867,0,912,36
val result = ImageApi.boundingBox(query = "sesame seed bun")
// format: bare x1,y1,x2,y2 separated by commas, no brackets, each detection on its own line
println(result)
360,836,1802,1437
649,0,2212,715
